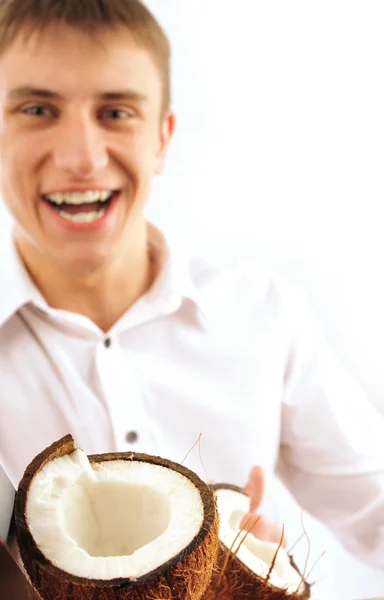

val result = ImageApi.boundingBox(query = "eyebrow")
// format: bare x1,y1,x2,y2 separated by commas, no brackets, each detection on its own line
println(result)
7,86,148,103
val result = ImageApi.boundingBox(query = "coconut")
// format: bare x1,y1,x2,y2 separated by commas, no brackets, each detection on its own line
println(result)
203,484,311,600
14,435,219,600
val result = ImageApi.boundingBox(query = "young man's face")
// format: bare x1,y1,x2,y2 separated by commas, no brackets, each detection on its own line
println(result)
0,22,174,274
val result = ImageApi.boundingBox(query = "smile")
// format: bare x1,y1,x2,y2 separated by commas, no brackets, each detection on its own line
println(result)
42,190,120,225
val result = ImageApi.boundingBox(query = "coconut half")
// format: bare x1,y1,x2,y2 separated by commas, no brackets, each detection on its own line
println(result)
203,484,311,600
14,435,219,600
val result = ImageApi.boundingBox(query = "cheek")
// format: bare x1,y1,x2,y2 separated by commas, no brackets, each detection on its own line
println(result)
0,137,27,185
120,145,159,194
0,154,24,200
0,151,18,208
125,126,162,168
0,120,46,169
0,147,36,221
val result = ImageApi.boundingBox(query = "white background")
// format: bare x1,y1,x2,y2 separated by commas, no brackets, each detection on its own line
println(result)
1,1,384,598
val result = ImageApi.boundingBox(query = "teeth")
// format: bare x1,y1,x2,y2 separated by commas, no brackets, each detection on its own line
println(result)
57,207,107,223
46,190,113,205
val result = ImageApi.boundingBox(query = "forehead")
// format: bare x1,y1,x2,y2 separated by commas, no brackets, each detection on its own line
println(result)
0,22,162,102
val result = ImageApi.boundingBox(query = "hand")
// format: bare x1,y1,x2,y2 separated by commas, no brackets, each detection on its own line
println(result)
239,466,287,548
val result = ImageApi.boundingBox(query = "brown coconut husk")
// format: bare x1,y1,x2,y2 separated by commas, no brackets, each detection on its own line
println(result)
202,484,311,600
14,435,219,600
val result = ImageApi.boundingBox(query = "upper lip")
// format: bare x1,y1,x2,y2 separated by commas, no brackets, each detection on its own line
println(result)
42,187,120,195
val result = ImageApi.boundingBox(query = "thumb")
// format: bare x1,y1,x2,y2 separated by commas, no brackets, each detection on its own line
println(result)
244,465,265,513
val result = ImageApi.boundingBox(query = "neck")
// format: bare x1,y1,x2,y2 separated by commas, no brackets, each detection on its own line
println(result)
15,223,156,333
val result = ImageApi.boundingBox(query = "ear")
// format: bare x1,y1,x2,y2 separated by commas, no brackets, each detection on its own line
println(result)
154,111,176,175
244,465,265,513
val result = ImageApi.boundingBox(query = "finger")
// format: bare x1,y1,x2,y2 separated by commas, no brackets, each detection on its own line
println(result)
239,513,287,547
244,465,265,512
239,511,262,533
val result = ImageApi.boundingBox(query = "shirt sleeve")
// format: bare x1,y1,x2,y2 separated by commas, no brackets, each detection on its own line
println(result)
276,281,384,570
0,464,15,542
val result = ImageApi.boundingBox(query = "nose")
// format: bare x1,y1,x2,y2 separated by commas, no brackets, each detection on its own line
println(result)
52,113,109,177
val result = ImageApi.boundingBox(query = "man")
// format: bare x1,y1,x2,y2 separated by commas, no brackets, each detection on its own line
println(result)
0,0,384,573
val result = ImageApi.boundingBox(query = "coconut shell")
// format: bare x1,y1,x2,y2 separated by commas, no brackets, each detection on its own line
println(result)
202,484,311,600
14,435,219,600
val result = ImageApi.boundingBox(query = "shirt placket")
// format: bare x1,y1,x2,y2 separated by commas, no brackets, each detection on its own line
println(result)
95,335,156,454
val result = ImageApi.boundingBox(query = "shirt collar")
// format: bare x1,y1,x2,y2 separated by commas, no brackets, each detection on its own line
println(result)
146,222,204,313
0,238,49,329
0,222,205,330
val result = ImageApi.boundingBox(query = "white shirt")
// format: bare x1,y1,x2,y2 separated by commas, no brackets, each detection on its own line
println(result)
1,223,384,569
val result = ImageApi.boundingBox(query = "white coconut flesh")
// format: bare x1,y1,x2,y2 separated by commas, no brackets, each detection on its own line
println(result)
26,449,204,581
215,488,305,595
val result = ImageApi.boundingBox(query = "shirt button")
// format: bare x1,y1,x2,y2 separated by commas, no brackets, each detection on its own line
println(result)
126,431,139,444
104,337,112,348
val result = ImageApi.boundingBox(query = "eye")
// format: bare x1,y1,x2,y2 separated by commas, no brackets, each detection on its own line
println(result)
22,105,54,117
101,108,136,120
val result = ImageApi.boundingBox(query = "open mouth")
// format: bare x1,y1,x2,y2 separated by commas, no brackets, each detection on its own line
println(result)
42,190,120,224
